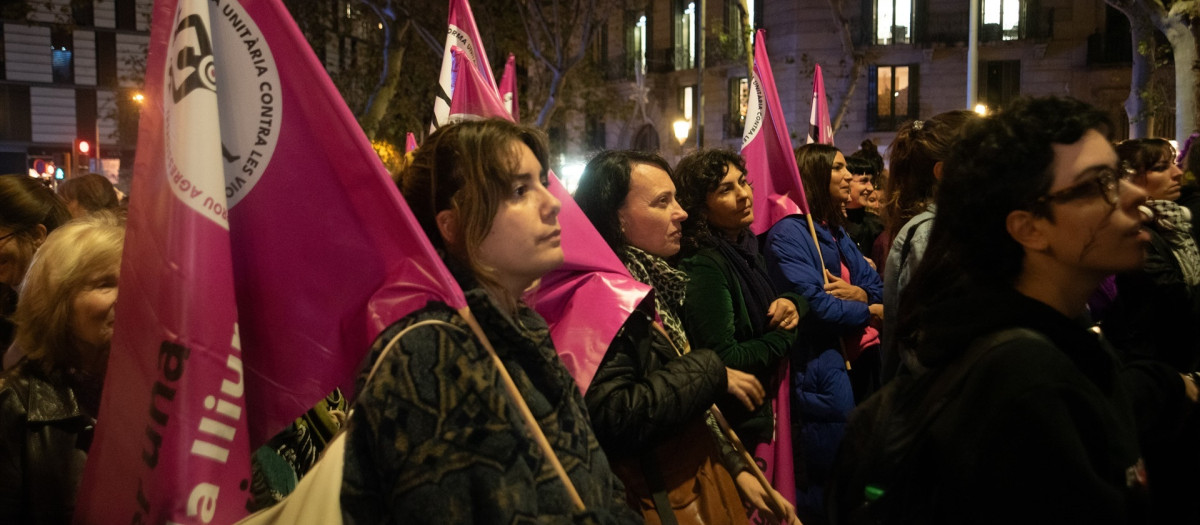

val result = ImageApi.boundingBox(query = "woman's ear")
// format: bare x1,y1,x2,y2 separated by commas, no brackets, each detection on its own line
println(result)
1005,209,1049,252
933,161,945,182
31,224,47,249
435,209,459,247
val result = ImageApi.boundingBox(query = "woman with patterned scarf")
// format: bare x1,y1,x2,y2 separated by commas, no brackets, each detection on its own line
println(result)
576,150,794,524
1104,137,1200,522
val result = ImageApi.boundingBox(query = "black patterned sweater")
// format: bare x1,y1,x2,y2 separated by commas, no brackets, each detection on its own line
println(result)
340,281,642,524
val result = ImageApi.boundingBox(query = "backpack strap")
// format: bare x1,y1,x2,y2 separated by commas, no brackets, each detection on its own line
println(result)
897,216,934,269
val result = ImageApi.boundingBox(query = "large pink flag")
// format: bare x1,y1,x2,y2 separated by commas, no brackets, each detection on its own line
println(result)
739,29,799,514
806,64,834,145
744,29,809,236
433,0,498,129
448,47,651,389
499,54,519,122
75,1,464,522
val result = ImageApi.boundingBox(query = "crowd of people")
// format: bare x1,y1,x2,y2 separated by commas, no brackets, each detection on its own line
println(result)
2,95,1199,524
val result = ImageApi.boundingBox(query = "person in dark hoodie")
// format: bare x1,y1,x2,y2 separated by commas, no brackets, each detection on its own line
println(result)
890,96,1185,524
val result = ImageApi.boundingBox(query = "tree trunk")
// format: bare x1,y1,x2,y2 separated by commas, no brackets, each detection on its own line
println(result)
1192,19,1200,137
1109,0,1155,138
1160,15,1199,140
359,20,412,140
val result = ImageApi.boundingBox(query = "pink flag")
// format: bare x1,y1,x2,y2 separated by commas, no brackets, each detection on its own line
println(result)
447,47,651,389
448,47,511,121
807,64,834,145
499,54,519,122
75,1,465,522
743,29,809,236
738,29,799,513
405,132,418,152
433,0,498,129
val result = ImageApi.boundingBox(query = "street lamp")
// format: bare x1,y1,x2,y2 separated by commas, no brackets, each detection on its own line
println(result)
673,119,692,146
974,103,988,116
131,92,145,104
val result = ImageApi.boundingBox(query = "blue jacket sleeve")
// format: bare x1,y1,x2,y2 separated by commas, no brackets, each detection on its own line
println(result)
765,217,871,329
837,227,883,304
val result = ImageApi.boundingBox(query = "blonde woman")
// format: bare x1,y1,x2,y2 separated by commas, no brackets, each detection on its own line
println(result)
0,213,124,524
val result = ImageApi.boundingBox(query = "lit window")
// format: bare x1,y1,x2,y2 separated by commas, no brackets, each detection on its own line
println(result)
680,85,694,120
875,0,913,45
983,0,1022,41
675,1,696,70
868,64,918,131
629,13,648,77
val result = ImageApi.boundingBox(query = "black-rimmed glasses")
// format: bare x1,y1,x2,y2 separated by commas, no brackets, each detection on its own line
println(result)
1036,165,1134,206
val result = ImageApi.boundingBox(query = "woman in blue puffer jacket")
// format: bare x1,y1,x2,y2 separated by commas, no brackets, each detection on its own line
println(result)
763,143,884,523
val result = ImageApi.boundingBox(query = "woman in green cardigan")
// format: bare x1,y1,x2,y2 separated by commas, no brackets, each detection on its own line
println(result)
675,149,808,448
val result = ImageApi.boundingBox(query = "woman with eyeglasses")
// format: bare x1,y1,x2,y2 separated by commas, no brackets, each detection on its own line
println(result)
0,175,71,369
837,96,1165,524
1101,138,1200,523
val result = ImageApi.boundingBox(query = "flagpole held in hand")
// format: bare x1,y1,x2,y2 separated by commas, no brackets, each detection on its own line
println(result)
651,323,801,525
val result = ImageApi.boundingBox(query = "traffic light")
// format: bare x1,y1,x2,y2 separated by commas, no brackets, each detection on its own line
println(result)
75,138,91,173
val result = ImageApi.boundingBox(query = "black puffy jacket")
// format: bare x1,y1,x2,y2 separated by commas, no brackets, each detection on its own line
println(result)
584,307,728,460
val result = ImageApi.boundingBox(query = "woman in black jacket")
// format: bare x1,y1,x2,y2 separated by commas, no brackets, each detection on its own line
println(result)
576,150,793,524
0,213,123,524
879,97,1168,524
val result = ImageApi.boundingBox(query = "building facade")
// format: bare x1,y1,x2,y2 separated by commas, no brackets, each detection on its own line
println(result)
0,0,153,189
577,0,1144,162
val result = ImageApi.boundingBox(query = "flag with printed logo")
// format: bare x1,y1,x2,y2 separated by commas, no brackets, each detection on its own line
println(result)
74,0,465,522
738,29,799,514
432,0,497,130
499,54,519,122
806,64,834,145
743,29,809,235
446,46,651,389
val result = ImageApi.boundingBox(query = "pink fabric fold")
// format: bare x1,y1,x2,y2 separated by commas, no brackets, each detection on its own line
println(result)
499,53,520,122
433,0,498,128
807,64,834,145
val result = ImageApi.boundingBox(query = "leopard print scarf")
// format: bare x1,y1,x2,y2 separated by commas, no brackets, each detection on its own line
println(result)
621,246,691,352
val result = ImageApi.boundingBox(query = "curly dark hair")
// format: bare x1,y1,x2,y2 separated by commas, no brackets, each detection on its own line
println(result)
673,149,748,255
899,96,1112,335
575,150,673,257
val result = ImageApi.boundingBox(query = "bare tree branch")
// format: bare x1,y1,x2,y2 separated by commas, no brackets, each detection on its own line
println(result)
826,0,867,133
